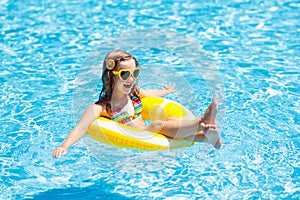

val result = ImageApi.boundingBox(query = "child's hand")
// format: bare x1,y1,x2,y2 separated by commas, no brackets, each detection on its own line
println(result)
164,84,176,94
52,147,68,159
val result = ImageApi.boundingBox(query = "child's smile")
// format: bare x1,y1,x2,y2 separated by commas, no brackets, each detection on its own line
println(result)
124,82,133,90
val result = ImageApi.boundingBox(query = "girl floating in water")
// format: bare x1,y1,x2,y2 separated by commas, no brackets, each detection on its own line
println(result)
52,50,221,158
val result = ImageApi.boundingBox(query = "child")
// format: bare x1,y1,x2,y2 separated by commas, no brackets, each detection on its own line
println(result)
52,50,221,159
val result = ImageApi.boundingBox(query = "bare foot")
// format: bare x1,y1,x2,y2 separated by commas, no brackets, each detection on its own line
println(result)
192,129,222,148
200,94,218,127
205,128,222,149
199,95,222,148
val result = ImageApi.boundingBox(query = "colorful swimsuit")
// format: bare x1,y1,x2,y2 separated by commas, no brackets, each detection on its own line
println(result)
110,96,143,124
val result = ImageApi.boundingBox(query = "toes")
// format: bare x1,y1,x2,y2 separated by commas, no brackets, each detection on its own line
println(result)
210,124,216,129
200,122,206,128
213,94,219,101
201,123,216,129
207,127,217,131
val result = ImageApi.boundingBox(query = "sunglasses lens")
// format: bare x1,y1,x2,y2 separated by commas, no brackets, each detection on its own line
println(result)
133,68,140,78
120,71,130,81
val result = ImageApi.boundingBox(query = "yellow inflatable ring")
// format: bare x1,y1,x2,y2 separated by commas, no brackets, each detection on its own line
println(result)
87,96,196,150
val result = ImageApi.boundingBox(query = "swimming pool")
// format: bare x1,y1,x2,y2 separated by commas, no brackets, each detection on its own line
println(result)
1,0,299,199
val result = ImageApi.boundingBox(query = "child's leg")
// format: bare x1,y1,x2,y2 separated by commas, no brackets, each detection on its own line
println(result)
146,95,222,148
146,117,202,139
186,129,222,149
146,95,219,139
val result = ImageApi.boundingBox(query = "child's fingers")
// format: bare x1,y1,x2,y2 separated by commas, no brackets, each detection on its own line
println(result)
52,147,67,159
165,83,176,91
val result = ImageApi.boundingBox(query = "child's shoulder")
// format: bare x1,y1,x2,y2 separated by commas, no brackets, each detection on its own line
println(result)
92,102,111,118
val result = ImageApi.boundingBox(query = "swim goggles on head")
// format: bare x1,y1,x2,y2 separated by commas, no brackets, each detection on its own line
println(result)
113,68,140,81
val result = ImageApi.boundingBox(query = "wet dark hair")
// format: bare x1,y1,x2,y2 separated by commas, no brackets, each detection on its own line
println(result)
95,50,140,113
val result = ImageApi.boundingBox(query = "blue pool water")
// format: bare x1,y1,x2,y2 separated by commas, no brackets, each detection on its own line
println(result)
1,0,299,199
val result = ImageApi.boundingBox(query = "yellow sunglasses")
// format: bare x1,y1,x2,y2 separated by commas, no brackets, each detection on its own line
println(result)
113,68,140,81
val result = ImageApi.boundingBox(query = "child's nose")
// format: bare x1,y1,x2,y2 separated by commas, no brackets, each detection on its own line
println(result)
128,75,135,81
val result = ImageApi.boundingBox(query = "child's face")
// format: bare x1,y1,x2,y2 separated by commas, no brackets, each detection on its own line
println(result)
113,58,139,95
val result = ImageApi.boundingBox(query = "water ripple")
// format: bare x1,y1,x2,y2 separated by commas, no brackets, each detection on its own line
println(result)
0,0,299,199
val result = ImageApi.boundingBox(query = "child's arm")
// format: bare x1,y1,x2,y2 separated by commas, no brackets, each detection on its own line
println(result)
140,84,175,97
52,104,102,159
